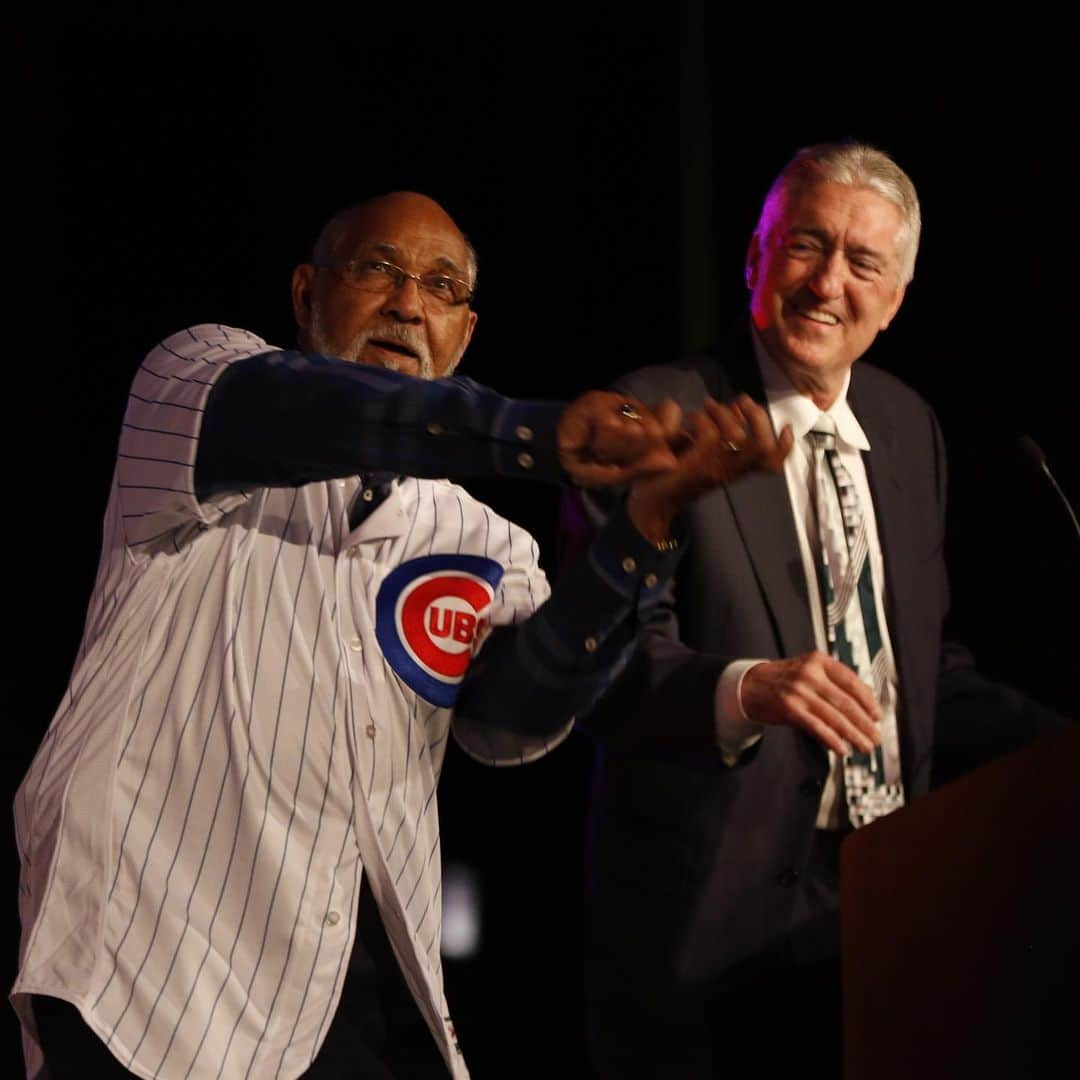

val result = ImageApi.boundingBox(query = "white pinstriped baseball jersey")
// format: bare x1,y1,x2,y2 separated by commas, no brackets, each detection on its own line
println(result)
12,325,572,1079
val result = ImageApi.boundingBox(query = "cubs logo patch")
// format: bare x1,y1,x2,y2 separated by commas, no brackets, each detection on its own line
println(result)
376,554,505,706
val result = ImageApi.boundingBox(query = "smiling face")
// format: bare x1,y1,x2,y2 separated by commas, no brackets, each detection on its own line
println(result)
291,192,477,379
747,180,907,408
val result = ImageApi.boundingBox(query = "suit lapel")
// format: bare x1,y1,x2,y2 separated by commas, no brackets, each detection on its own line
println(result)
713,330,816,658
725,471,817,657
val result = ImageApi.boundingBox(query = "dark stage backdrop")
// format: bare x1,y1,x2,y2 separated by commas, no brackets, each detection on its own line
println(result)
10,16,1076,1077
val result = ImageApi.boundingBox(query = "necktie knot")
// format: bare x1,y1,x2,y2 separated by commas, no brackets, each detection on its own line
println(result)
808,414,837,452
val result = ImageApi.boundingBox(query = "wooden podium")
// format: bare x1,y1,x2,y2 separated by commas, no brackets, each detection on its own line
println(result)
841,725,1079,1079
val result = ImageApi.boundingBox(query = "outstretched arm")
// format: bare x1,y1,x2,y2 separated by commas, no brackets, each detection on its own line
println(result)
195,350,682,497
451,395,796,761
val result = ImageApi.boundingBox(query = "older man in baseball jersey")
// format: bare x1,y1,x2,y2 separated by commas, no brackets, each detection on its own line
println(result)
12,192,790,1078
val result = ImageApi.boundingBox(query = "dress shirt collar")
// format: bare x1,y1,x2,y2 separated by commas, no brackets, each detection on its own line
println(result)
750,326,871,453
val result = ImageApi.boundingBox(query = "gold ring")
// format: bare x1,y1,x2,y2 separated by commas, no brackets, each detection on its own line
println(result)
618,403,643,421
725,441,741,453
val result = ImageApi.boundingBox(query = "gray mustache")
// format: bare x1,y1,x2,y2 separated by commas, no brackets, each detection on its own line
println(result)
359,323,430,361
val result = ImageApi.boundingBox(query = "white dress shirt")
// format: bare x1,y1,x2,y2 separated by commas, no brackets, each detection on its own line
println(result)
715,334,902,827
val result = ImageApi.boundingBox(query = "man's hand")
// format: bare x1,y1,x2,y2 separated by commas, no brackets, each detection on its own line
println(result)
741,652,881,756
557,391,683,488
625,394,794,543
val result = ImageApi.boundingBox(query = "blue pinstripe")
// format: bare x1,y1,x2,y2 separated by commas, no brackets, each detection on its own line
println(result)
13,324,684,1079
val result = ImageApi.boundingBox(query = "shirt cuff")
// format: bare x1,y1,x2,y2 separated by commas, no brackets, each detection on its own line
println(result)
715,659,767,765
580,500,685,633
489,399,564,480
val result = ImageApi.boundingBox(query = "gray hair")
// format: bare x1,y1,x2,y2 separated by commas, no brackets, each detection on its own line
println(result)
310,199,479,296
756,142,921,286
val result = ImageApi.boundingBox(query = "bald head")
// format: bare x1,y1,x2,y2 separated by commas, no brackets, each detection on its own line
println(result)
292,192,478,379
311,193,478,293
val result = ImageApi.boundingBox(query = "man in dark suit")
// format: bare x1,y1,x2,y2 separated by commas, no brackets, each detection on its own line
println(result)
572,142,1068,1077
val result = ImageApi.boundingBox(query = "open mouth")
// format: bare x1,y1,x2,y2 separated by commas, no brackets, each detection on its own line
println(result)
369,338,420,359
793,305,840,327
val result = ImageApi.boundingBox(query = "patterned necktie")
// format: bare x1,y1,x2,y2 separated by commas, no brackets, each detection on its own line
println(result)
808,416,905,827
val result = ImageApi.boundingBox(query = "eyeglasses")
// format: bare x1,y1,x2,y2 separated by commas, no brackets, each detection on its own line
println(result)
316,259,473,307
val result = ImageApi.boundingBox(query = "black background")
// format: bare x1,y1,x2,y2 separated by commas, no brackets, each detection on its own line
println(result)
10,13,1077,1076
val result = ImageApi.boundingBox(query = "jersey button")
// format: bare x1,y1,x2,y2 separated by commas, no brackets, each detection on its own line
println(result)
516,452,534,470
366,724,376,739
349,637,363,653
621,556,637,573
643,572,658,588
584,636,599,653
362,488,375,502
515,425,534,441
325,911,341,927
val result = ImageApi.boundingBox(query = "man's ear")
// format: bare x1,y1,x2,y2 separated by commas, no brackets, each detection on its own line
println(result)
442,310,478,377
879,283,907,331
461,309,477,356
745,232,762,290
291,264,316,331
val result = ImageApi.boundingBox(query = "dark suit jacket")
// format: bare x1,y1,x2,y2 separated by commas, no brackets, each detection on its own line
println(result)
577,324,1066,1059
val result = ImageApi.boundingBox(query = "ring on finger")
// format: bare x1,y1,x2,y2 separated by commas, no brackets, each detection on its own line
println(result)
618,402,643,421
725,440,742,453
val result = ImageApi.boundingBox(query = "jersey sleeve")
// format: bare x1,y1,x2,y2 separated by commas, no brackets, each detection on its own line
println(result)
117,325,565,551
115,324,273,549
451,501,684,766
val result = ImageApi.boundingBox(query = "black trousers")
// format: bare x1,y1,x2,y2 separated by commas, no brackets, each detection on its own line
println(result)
32,886,446,1078
588,828,847,1079
303,884,446,1078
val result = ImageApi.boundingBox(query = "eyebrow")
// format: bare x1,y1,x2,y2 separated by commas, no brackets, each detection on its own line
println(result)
787,228,889,262
361,241,466,276
846,241,889,262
